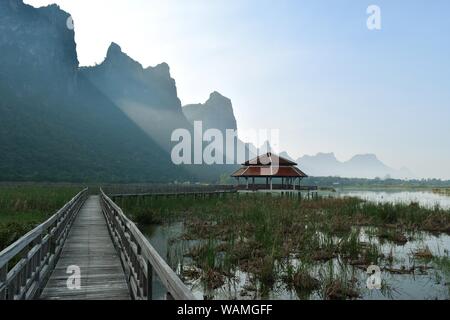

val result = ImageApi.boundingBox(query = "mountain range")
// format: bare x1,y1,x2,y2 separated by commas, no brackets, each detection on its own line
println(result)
0,0,238,182
295,152,414,179
0,0,414,182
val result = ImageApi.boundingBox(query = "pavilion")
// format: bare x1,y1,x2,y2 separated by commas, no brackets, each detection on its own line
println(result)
231,152,308,191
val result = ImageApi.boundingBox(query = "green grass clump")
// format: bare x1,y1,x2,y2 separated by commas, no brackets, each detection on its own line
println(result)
0,185,80,250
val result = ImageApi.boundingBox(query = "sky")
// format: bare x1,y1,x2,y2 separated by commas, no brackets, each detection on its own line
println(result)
26,0,450,179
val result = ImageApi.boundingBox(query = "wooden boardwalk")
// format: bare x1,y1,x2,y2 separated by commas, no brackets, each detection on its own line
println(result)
39,196,130,300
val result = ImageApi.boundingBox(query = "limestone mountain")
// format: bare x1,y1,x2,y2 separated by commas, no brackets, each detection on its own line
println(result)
0,0,189,182
0,0,78,94
183,92,237,133
183,92,256,166
81,43,191,152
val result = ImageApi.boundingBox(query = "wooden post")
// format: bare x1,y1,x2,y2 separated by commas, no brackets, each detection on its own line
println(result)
0,263,7,300
166,292,174,300
146,261,153,300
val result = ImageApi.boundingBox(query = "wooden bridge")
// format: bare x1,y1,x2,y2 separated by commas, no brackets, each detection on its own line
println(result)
106,184,319,199
0,189,196,300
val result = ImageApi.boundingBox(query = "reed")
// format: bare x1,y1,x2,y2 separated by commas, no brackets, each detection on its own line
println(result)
0,185,80,250
117,193,450,299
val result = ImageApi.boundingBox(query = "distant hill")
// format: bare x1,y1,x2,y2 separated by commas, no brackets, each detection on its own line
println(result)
279,152,296,163
294,152,415,179
183,93,256,166
183,92,237,133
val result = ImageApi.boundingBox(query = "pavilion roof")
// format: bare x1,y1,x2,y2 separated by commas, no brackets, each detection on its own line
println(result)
243,152,297,166
231,164,308,178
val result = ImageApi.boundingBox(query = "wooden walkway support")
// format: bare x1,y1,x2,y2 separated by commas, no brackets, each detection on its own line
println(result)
40,196,130,300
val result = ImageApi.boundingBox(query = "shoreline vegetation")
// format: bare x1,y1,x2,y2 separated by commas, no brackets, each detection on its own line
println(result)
433,188,450,196
1,184,449,299
0,186,79,251
116,193,450,300
1,175,450,188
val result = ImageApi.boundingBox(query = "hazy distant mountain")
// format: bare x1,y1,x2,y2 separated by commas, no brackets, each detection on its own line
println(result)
295,153,335,177
183,93,258,166
183,92,237,133
296,152,414,179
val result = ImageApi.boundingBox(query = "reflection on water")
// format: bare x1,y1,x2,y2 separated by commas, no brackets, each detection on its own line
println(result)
338,190,450,209
141,189,450,300
141,223,184,300
144,224,450,300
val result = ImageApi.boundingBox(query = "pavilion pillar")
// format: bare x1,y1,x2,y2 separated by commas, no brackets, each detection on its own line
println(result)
246,177,249,190
270,178,273,190
252,177,255,190
293,177,296,190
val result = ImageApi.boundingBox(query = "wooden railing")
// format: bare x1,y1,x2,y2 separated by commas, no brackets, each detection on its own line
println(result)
100,189,196,300
0,188,88,300
104,184,236,197
107,184,319,198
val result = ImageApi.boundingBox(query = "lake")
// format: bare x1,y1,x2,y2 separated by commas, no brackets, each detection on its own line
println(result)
337,189,450,209
142,189,450,300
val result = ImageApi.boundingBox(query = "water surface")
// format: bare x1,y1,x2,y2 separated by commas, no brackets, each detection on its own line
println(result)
142,189,450,300
337,189,450,209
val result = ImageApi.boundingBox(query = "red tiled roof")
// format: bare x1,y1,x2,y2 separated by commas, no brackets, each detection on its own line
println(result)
231,166,307,178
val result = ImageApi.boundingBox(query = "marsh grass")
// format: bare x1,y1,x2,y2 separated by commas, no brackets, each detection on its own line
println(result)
0,186,80,250
117,193,450,299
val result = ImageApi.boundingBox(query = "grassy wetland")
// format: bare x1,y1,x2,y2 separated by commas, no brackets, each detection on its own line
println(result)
0,185,80,251
115,192,450,300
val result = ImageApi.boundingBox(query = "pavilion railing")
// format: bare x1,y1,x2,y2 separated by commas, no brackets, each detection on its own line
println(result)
236,184,318,191
0,188,88,300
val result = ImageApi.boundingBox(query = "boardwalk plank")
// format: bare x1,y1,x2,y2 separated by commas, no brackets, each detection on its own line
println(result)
39,196,131,300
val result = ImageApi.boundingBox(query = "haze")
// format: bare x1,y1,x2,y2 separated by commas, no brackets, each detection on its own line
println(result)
25,0,450,179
